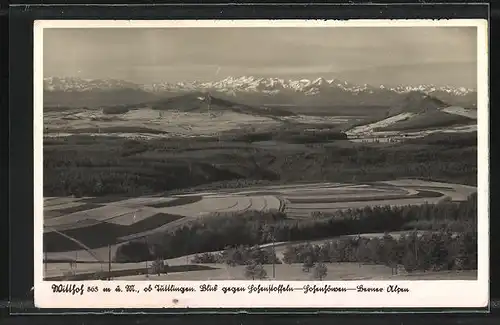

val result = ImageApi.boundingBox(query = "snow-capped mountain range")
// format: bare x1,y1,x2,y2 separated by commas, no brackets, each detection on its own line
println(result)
44,76,475,97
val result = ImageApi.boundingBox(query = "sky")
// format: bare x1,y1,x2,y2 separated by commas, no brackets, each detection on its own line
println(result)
43,27,478,87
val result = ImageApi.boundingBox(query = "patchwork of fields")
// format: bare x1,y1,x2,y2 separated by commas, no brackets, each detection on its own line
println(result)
43,179,476,280
44,108,353,139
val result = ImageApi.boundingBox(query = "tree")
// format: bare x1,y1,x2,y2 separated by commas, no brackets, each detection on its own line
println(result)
222,246,239,267
313,263,328,280
151,258,168,276
302,256,315,273
283,245,298,264
245,261,267,280
402,251,418,273
114,241,153,263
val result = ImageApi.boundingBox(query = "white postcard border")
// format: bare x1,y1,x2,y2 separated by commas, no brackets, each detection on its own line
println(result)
33,19,489,309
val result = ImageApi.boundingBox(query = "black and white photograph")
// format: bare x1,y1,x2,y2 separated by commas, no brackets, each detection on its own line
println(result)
34,20,488,309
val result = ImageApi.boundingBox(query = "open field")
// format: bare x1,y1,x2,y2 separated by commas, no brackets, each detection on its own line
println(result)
44,108,281,137
44,259,477,281
115,264,477,281
44,107,352,139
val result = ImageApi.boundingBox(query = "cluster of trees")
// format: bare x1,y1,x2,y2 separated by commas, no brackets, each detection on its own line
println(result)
312,263,328,280
225,128,348,144
101,106,130,115
43,130,477,197
114,241,154,263
189,228,476,277
191,245,281,266
111,194,476,264
190,245,329,280
283,230,477,273
244,262,268,280
150,258,169,276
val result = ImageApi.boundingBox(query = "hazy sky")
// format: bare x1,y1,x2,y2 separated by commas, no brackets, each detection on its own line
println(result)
43,27,477,86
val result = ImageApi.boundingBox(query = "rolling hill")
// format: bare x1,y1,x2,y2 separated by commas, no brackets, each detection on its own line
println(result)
148,92,296,118
387,91,447,116
349,92,477,134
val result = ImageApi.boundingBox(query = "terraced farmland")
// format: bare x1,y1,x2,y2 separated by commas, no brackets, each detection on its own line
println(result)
43,179,476,279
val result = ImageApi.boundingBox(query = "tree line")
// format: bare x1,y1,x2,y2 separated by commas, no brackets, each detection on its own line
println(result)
167,228,477,278
43,131,477,197
281,230,477,273
114,194,477,265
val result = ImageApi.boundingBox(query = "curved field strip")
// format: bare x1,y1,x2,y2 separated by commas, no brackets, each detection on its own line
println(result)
287,190,443,204
44,201,89,212
382,179,475,190
225,183,344,195
287,196,444,209
118,215,193,240
116,219,188,241
79,196,135,204
214,200,240,212
282,188,400,197
108,197,178,208
430,189,473,201
406,187,474,201
279,186,374,195
285,196,445,217
153,195,280,217
44,202,102,220
156,197,245,217
241,198,254,212
44,197,86,207
103,208,161,226
45,205,164,231
380,180,476,201
45,205,140,228
45,219,105,232
174,192,218,197
242,196,281,213
46,203,104,216
284,191,403,200
146,196,203,208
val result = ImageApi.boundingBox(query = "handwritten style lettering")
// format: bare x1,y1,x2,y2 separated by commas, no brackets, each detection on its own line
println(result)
51,284,85,296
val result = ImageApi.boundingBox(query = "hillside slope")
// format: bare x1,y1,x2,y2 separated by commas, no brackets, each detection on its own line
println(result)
149,92,296,118
349,92,476,134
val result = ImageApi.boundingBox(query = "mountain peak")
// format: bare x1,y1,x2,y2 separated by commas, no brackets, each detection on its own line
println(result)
43,76,477,108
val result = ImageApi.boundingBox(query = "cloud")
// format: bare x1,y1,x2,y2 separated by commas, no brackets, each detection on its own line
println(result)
43,26,477,85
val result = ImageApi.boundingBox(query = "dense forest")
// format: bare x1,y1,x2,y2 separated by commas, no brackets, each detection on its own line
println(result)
113,193,477,264
43,132,477,197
